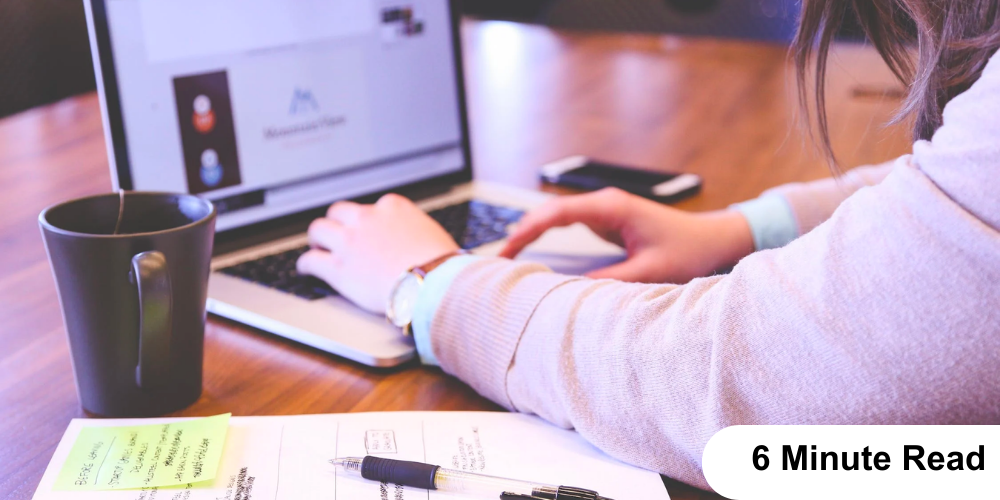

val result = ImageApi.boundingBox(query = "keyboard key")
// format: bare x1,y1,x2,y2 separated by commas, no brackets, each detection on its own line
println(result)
220,245,337,300
426,200,524,250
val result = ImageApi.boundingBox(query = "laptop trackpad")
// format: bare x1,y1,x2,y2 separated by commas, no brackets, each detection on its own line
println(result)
517,223,626,276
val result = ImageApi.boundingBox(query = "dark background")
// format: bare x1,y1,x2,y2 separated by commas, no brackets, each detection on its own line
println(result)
0,0,867,119
0,0,96,118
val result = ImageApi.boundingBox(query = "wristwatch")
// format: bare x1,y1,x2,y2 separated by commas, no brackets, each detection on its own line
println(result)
386,250,466,336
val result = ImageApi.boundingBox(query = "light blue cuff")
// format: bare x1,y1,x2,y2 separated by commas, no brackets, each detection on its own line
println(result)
730,194,799,251
412,254,482,366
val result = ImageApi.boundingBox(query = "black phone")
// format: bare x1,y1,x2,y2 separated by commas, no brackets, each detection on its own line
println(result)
540,156,702,203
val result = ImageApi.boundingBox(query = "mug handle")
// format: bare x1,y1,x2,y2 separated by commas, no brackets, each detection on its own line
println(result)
131,251,173,388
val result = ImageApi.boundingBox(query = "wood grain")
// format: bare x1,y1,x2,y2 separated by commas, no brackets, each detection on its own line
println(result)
0,19,911,500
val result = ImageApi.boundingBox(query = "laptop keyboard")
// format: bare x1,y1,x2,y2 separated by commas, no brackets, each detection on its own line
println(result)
220,246,333,300
219,200,524,301
432,199,525,250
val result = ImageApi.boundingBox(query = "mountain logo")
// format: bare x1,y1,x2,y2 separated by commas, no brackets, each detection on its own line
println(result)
289,88,320,115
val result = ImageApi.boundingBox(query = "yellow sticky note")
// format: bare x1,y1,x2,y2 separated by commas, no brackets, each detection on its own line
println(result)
53,413,230,491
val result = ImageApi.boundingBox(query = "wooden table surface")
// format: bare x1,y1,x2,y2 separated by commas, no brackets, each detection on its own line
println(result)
0,20,911,500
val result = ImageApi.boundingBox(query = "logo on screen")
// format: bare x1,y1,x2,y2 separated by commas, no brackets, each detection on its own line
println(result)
289,88,319,115
192,94,216,134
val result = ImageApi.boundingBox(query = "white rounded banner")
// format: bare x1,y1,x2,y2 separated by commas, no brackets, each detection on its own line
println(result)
703,425,998,499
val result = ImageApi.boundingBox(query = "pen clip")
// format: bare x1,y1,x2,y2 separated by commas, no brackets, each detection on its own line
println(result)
553,486,614,500
500,489,612,500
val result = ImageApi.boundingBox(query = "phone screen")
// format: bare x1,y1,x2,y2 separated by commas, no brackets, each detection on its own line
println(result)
542,158,701,202
571,162,680,187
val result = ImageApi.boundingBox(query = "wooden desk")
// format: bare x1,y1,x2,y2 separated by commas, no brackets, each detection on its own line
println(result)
0,20,910,500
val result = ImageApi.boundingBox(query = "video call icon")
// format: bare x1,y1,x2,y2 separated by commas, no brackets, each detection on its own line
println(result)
200,149,223,187
192,94,216,134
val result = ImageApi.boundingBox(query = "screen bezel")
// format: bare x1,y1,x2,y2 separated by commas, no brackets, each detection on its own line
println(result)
84,0,475,240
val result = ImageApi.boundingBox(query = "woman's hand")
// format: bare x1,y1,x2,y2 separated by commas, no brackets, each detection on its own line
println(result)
500,188,755,284
296,193,459,314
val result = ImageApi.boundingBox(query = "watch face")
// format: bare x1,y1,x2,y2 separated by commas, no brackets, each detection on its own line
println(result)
389,272,422,328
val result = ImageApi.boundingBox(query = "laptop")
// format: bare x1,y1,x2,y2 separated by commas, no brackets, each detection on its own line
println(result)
83,0,625,367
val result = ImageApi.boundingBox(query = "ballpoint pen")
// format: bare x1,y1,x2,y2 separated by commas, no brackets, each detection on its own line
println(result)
330,456,614,500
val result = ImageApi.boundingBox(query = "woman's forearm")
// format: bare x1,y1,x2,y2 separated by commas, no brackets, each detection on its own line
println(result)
428,162,1000,488
762,161,895,235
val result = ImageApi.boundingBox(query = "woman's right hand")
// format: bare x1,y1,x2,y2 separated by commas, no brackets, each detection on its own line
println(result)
499,188,756,284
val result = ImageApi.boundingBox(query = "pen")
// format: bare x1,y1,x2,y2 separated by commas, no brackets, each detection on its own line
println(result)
329,456,614,500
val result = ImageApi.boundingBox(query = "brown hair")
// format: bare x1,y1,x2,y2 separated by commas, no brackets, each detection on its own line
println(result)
793,0,1000,163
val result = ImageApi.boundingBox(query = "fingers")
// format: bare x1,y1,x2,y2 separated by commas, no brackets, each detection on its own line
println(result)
326,201,366,225
307,218,345,251
327,194,413,224
499,200,576,258
296,248,343,286
312,194,422,252
499,189,628,259
375,192,411,208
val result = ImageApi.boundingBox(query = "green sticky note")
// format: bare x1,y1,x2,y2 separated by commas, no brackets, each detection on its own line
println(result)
53,413,231,491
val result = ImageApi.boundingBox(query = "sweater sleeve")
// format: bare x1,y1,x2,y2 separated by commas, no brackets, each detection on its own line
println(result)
762,161,894,236
729,194,799,250
428,55,1000,490
729,161,894,251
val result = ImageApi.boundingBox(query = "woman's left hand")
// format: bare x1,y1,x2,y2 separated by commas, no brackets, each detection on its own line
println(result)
296,193,460,314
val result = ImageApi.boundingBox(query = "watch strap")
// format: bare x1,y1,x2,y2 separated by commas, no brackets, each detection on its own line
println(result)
411,249,468,277
386,250,468,335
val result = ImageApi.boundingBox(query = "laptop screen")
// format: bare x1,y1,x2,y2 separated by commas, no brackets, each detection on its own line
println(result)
95,0,467,232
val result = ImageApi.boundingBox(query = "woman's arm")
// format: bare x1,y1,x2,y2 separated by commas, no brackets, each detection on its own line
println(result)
756,161,894,237
429,161,1000,489
497,161,897,286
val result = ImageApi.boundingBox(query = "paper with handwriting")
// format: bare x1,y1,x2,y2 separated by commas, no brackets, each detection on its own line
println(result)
53,414,230,491
33,412,669,500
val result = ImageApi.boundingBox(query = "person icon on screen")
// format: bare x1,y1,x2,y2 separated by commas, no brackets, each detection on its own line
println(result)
200,149,223,187
192,95,216,134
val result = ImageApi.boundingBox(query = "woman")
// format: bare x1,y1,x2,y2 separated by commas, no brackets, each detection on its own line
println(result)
296,0,1000,489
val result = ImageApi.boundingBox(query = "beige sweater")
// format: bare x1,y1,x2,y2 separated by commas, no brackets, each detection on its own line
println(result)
428,53,1000,489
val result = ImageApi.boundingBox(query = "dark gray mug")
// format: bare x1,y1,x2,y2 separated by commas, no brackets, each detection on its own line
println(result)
39,192,215,417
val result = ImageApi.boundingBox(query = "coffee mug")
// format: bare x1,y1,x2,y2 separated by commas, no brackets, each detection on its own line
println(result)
39,191,215,417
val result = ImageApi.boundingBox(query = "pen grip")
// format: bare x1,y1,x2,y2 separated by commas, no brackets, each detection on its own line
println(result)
361,456,440,489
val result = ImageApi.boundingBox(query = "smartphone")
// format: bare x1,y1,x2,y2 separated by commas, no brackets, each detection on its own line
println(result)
540,156,702,203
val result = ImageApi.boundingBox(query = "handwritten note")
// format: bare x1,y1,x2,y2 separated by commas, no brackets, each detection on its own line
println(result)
364,430,397,454
53,414,230,491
